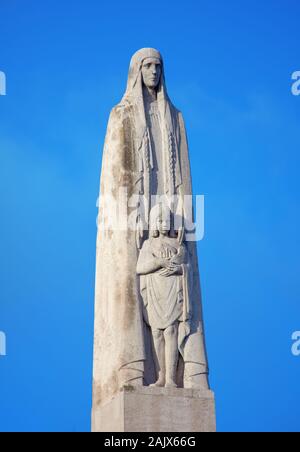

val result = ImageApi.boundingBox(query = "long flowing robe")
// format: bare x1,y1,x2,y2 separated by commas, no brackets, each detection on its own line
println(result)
93,48,209,408
144,97,165,200
138,236,192,354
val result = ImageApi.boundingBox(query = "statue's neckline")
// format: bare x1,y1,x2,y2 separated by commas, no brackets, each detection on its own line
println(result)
143,89,158,104
145,100,159,115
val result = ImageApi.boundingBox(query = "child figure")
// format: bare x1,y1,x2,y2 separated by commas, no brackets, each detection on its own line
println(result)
137,205,190,387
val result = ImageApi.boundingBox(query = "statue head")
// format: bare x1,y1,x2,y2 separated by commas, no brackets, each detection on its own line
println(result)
122,48,166,103
156,214,170,237
150,204,171,238
141,57,162,90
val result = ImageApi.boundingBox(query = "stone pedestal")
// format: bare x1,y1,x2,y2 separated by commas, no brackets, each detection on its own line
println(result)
92,386,216,432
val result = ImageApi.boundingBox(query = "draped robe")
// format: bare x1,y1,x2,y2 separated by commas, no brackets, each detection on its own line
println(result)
93,48,209,408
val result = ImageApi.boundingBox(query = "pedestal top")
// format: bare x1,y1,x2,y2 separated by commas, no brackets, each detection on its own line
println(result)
120,384,215,400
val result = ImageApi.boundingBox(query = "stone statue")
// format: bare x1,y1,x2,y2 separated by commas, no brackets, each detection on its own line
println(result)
137,204,192,388
93,48,210,414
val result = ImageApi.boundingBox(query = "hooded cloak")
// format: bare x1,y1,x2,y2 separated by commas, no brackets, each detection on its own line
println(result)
93,48,209,408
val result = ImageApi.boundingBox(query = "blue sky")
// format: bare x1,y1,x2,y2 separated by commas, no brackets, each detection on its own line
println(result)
0,0,299,432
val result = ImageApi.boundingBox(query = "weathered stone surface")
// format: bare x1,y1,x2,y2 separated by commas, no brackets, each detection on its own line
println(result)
92,48,215,431
92,386,216,432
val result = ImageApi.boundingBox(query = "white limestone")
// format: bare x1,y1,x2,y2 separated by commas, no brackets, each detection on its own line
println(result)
92,48,215,432
92,386,216,432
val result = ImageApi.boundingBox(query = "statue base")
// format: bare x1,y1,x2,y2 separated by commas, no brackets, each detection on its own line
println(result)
91,385,216,432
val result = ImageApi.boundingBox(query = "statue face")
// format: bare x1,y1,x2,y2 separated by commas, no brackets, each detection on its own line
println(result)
156,216,170,236
142,57,161,89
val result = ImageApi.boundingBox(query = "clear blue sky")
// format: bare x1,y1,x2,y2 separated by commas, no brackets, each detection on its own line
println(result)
0,0,299,432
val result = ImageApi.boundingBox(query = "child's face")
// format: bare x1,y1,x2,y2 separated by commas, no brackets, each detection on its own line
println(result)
157,216,170,235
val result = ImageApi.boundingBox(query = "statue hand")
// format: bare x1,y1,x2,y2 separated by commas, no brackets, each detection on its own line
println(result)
167,263,183,275
159,263,183,276
159,268,173,277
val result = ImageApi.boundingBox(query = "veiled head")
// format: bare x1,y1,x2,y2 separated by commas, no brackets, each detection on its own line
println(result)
123,48,166,101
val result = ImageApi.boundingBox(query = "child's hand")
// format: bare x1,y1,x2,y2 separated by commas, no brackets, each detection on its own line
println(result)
159,263,183,276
